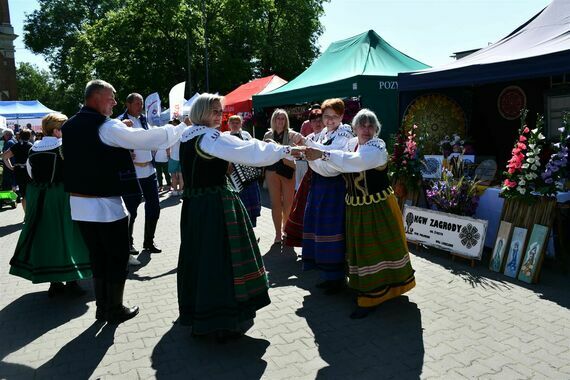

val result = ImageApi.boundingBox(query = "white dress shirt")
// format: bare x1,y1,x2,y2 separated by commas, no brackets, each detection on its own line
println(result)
70,118,186,222
128,115,156,179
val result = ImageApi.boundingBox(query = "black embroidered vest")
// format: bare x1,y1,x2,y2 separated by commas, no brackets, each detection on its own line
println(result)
61,106,141,196
180,135,229,190
28,147,64,184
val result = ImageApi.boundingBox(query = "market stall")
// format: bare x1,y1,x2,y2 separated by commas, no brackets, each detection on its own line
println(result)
222,75,287,133
397,0,570,166
253,30,429,139
0,100,57,131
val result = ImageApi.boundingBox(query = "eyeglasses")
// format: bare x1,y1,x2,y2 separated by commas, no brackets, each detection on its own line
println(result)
211,109,223,116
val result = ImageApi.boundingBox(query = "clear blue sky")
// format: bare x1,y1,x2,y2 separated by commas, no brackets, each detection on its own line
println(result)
9,0,551,71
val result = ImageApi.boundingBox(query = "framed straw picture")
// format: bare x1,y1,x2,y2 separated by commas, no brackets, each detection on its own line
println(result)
489,221,512,272
517,224,549,284
503,227,527,278
421,155,444,179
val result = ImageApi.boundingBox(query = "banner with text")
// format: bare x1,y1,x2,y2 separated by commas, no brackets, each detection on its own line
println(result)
145,92,162,126
403,205,487,260
169,81,186,121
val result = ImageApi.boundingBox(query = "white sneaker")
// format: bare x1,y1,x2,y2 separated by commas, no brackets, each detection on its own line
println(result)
128,254,141,266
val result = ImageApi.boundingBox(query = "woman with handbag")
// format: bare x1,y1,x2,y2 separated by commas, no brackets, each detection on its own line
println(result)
263,109,303,245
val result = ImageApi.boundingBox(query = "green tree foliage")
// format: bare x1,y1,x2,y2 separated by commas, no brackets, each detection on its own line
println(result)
15,62,56,106
23,0,328,113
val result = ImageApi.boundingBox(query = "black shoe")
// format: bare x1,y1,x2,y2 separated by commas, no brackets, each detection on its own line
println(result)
143,243,162,253
143,219,160,253
129,245,140,255
105,281,139,324
107,305,140,323
48,282,65,298
350,306,374,319
65,281,87,297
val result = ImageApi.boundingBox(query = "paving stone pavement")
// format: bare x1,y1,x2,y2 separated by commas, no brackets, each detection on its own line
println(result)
0,190,569,380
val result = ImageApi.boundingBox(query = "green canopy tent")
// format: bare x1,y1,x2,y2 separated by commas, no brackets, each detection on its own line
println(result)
252,30,429,137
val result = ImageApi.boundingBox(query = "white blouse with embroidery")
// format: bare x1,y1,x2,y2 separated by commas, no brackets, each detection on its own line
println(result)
181,125,290,167
310,137,388,177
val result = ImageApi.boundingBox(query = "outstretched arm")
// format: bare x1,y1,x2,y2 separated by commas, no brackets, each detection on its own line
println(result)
100,119,187,150
199,130,301,167
306,139,388,174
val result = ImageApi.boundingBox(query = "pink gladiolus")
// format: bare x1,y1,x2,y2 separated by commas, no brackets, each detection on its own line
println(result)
519,135,527,142
504,179,517,188
523,126,530,134
508,168,515,174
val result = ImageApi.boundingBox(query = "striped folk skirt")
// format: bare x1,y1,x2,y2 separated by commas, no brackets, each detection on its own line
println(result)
302,173,346,281
346,192,415,307
284,169,312,247
178,186,270,334
239,181,261,227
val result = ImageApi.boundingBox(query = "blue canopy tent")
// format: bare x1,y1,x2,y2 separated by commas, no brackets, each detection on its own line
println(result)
0,100,57,132
398,0,570,90
397,0,570,168
0,100,56,119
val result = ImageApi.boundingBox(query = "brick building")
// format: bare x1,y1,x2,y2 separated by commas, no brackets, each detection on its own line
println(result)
0,0,18,100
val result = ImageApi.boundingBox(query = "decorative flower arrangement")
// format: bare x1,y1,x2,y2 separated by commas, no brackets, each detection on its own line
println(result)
425,169,480,216
390,124,425,192
541,112,569,194
439,133,464,158
501,110,546,201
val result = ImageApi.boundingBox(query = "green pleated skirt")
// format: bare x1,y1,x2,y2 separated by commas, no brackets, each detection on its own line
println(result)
346,193,415,307
177,187,270,334
9,183,92,283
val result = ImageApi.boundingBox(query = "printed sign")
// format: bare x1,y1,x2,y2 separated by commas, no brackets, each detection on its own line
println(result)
403,205,488,260
145,92,161,126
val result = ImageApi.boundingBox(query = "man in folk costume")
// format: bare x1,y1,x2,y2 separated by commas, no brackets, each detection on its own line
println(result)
118,93,163,265
62,80,186,323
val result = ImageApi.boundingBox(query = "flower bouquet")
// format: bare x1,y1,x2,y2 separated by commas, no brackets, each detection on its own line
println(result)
501,110,546,202
541,112,569,194
500,110,557,236
425,170,480,217
390,124,425,195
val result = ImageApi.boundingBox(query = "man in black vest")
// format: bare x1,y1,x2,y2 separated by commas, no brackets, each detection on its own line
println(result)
118,93,162,261
62,79,186,323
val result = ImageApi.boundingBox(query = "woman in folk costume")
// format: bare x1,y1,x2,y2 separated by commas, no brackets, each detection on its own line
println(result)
9,113,91,297
223,115,262,227
263,109,303,245
301,98,354,294
177,94,301,342
283,108,324,247
304,109,415,319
